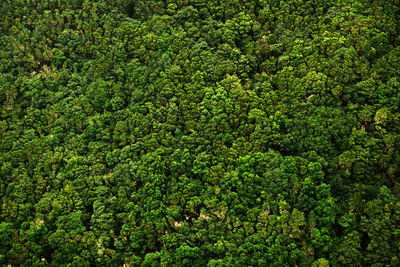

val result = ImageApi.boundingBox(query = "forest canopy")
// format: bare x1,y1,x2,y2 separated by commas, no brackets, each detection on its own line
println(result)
1,0,400,266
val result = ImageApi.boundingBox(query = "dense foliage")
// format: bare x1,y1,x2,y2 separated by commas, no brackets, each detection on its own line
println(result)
1,0,400,265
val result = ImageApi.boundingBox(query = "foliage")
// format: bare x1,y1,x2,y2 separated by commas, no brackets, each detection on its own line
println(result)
0,0,400,265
